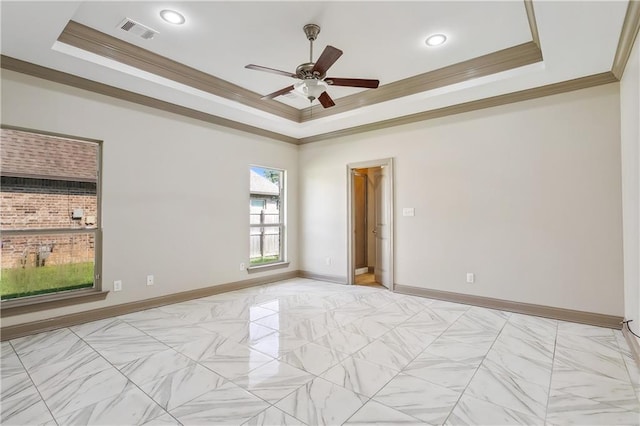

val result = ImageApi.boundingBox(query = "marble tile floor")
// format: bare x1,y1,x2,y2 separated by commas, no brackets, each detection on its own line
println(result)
1,278,639,425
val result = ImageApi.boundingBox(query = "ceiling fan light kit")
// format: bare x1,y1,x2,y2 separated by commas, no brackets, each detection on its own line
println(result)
245,23,380,108
294,79,328,100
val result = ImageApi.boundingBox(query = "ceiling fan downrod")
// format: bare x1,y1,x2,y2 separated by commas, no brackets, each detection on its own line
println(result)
303,24,321,64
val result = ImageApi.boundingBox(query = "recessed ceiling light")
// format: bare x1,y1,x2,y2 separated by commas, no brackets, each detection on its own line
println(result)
425,34,447,47
160,10,185,25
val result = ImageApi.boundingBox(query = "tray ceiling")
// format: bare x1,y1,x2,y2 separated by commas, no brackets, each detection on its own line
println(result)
0,1,632,142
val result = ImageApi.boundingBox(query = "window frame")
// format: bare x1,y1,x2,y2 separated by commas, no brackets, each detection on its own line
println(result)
0,125,106,315
247,166,289,272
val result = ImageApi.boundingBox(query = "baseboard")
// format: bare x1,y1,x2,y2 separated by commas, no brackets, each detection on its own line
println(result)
355,267,368,275
622,324,640,368
394,284,623,329
0,270,299,341
2,272,623,341
298,271,348,285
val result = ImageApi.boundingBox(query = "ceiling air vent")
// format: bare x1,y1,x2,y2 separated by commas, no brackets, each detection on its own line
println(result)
117,18,158,40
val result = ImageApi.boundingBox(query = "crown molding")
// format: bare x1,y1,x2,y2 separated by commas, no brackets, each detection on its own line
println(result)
298,72,618,144
57,0,543,124
524,0,541,49
58,20,301,123
299,41,542,121
0,55,299,145
612,0,640,79
3,0,634,146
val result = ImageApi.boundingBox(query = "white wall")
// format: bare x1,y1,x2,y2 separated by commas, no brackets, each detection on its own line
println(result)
1,70,299,327
0,68,629,326
621,32,640,339
299,84,624,316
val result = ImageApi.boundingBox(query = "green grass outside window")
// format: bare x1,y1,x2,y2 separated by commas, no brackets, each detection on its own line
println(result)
0,262,94,300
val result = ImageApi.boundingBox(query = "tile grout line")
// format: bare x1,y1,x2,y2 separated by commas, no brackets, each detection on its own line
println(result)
549,326,640,414
8,340,59,425
341,299,472,425
69,324,183,425
7,280,638,424
120,305,300,424
215,287,365,423
543,320,560,425
247,292,382,422
322,297,427,424
613,329,640,403
243,286,403,425
118,317,272,423
441,310,513,425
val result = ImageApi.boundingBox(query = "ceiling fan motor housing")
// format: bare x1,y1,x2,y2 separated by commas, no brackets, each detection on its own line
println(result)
296,62,325,80
246,22,378,108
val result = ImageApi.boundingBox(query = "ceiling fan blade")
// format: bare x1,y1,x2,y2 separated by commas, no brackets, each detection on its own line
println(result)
318,91,335,108
325,78,380,88
245,64,296,79
312,46,343,75
261,85,295,100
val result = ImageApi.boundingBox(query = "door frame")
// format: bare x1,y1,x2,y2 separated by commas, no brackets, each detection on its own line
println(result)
346,158,395,289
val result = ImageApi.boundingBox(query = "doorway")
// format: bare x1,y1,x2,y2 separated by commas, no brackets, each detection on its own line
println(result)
347,158,394,289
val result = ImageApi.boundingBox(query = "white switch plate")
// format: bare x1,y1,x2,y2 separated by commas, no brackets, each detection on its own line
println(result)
402,208,415,217
114,280,122,291
240,262,246,271
325,257,332,266
146,275,154,286
466,273,475,283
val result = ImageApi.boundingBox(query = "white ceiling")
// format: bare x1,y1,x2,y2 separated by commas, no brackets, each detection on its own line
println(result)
0,1,629,140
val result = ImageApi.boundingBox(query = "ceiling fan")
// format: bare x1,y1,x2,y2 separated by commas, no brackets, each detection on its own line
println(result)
245,24,380,108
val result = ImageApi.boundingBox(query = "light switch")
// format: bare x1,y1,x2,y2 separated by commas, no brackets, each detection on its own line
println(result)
402,208,415,217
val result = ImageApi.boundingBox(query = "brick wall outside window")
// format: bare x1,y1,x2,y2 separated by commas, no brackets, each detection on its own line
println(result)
0,129,98,269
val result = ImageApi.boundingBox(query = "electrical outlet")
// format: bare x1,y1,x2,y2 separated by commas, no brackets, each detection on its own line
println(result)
325,257,332,266
146,275,154,286
240,262,246,271
466,273,475,284
114,280,122,291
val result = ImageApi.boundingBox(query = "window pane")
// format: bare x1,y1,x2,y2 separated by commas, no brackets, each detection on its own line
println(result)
1,128,100,301
0,232,95,300
250,199,266,212
250,167,281,224
249,166,284,266
249,226,281,265
0,129,98,231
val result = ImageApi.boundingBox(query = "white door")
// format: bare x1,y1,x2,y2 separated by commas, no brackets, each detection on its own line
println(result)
373,166,391,288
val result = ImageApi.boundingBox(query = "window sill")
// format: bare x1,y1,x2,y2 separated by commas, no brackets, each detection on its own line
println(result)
247,261,291,274
1,288,109,317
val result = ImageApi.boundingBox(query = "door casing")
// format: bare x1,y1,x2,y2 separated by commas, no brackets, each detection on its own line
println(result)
347,158,394,288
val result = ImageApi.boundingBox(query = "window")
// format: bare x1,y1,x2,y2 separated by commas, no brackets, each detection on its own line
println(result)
0,128,101,301
249,166,284,266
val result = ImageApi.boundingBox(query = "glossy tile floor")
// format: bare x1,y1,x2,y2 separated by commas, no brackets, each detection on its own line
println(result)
1,278,639,425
